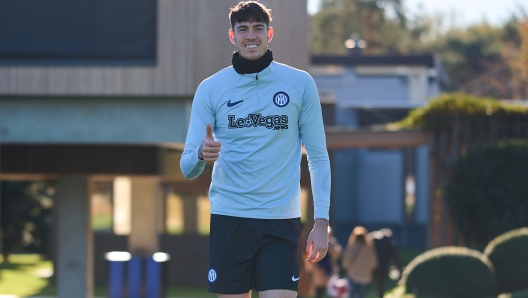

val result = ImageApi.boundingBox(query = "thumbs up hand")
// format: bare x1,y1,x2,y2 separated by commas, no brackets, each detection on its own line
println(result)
199,124,221,162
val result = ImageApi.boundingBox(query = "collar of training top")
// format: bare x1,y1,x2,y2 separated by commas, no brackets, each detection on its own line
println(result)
232,49,273,74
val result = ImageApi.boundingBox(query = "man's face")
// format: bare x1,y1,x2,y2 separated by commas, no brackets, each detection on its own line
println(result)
229,21,274,60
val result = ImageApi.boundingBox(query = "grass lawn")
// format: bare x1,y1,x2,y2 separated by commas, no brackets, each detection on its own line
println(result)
0,254,52,297
0,249,425,298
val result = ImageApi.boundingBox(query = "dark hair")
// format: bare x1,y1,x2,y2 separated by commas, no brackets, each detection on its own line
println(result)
229,1,272,29
356,234,366,243
348,226,371,246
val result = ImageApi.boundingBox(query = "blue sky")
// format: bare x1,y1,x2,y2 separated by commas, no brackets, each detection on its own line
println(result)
307,0,528,27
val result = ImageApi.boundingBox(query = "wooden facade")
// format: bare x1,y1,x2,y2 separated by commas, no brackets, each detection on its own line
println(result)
0,0,309,96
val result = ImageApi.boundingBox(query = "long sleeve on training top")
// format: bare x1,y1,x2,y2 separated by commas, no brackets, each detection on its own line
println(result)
180,61,331,220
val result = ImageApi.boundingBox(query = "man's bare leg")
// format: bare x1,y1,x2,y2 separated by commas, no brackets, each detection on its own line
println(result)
259,289,296,298
218,292,251,298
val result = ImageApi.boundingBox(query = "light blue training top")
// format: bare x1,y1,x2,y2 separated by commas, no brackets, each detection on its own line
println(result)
180,61,331,220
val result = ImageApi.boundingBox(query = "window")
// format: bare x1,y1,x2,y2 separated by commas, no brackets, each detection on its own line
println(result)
166,192,184,235
197,196,211,235
113,177,131,235
90,181,113,233
404,175,416,221
0,2,157,65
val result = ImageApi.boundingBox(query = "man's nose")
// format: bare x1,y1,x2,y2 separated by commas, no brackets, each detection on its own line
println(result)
247,29,257,39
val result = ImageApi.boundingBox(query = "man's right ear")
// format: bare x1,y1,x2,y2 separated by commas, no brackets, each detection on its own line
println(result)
228,29,236,45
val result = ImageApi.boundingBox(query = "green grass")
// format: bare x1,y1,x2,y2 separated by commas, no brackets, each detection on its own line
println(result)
91,214,113,232
0,249,426,297
0,254,52,296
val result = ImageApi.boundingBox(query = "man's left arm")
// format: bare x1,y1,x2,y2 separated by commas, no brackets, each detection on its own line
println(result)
298,73,331,263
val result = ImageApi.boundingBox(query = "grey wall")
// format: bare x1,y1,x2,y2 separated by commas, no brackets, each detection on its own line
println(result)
356,149,403,223
313,69,410,109
332,149,404,224
0,97,190,144
331,149,359,225
331,147,428,248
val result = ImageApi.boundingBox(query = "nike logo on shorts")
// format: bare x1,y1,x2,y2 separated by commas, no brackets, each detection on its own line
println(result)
227,100,243,107
292,276,300,281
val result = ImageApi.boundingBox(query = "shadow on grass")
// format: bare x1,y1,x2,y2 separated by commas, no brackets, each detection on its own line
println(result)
29,283,107,297
0,262,26,271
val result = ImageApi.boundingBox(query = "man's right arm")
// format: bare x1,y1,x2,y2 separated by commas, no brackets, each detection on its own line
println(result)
180,84,215,180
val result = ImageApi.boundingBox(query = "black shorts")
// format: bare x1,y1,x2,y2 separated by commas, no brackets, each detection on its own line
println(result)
207,214,302,294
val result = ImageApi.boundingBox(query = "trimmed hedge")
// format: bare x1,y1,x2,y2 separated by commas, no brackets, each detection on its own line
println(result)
395,92,528,134
400,247,496,298
445,140,528,245
485,228,528,293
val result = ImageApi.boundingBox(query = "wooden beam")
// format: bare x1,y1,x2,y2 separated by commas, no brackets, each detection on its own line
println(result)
0,173,59,181
325,128,427,149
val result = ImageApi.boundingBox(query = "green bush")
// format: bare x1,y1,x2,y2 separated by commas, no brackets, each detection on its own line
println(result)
485,228,528,294
395,92,528,134
400,247,497,298
445,140,528,245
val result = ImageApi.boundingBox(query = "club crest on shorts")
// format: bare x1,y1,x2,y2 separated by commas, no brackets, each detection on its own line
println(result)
273,92,290,107
208,268,217,283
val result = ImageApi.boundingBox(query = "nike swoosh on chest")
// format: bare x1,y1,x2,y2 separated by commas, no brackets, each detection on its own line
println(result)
227,100,243,107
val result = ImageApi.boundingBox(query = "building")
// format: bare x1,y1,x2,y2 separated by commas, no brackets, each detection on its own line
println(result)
310,53,447,247
0,1,310,296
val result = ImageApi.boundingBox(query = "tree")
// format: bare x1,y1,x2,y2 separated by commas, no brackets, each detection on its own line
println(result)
0,181,54,262
310,2,528,97
505,18,528,98
420,22,504,92
311,0,411,55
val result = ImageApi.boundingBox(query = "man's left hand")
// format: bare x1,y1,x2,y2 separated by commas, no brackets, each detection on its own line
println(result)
306,218,329,263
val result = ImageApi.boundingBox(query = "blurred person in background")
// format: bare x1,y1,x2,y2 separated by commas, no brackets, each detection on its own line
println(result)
342,226,378,298
369,228,402,298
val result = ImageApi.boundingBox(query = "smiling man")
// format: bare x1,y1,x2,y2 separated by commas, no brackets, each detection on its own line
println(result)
180,2,331,298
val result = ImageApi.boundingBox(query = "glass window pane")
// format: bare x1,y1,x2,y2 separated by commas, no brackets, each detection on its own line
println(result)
405,175,416,221
166,193,184,234
197,196,210,235
113,177,131,235
91,181,113,233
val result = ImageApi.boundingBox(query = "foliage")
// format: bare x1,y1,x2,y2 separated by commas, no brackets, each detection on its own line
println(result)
396,92,528,134
445,140,528,246
399,247,497,298
0,181,55,262
394,93,528,247
311,1,528,95
311,0,414,55
430,23,504,92
385,286,416,298
463,17,528,98
504,19,528,99
484,228,528,293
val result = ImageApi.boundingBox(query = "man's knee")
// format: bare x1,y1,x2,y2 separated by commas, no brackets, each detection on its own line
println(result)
259,289,297,298
218,292,251,298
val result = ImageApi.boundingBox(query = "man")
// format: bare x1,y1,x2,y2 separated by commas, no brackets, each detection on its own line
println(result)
180,2,331,297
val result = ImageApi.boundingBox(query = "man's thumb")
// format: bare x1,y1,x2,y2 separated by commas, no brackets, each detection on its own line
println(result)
206,124,214,140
